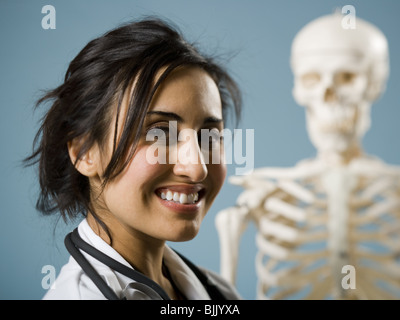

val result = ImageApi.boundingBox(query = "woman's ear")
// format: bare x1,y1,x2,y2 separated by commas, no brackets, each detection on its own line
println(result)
67,138,100,177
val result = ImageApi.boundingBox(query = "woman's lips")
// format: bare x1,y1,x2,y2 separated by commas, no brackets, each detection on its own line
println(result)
155,185,205,213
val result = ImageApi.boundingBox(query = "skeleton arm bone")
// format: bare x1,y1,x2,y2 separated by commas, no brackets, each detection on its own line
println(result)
215,205,250,285
215,182,279,284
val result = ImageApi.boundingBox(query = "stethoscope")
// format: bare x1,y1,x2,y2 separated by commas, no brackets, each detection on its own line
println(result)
65,228,226,300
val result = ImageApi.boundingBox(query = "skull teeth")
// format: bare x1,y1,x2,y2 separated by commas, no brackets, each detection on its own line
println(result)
319,119,354,133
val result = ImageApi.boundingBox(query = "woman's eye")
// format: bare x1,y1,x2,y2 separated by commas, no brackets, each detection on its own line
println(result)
145,126,169,142
198,128,223,148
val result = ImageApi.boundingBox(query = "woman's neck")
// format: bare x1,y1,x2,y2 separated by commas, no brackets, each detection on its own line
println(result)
86,213,166,286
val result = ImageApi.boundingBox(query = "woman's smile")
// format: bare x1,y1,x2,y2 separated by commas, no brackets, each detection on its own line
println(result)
155,184,206,214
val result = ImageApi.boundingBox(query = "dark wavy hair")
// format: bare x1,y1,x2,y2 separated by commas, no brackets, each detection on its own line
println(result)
24,17,242,226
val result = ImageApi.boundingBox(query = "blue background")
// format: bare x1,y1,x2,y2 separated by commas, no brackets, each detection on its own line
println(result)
1,0,399,300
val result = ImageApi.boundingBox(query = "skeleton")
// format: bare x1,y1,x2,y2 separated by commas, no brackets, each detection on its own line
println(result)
216,13,400,299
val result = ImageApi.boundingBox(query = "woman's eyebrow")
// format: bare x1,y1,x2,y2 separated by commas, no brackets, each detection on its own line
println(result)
146,110,223,125
146,110,182,122
204,116,223,124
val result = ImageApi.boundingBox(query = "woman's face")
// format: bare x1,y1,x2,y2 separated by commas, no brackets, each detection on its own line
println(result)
92,66,226,243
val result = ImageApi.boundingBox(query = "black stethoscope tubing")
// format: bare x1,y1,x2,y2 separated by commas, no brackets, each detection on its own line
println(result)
65,228,171,300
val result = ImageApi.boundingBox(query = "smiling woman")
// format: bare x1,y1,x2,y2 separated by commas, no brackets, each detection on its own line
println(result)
24,17,242,300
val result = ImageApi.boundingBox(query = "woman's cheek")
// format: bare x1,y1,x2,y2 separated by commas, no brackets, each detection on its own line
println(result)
110,147,166,201
126,147,168,182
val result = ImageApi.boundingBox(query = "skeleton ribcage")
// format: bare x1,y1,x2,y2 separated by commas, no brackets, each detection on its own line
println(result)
254,172,400,300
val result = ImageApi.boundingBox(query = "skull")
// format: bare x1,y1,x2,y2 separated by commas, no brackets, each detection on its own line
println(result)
290,13,389,160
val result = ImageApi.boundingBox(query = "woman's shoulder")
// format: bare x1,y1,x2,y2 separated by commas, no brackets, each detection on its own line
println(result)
42,256,106,300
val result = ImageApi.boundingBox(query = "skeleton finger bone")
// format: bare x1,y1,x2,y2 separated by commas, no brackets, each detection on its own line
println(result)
264,197,307,222
259,217,299,242
236,186,275,209
277,180,316,203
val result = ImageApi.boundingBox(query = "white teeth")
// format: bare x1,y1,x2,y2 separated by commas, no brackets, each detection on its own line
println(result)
179,193,188,204
159,190,199,204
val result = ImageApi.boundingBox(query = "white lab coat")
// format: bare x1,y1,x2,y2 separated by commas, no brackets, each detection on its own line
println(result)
43,219,241,300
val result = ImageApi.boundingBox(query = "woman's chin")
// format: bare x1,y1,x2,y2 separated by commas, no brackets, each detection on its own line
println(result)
166,225,200,243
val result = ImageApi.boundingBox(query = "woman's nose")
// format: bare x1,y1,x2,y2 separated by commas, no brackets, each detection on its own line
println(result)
172,130,208,182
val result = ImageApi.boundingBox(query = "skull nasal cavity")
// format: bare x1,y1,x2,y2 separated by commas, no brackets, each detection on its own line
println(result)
324,87,337,103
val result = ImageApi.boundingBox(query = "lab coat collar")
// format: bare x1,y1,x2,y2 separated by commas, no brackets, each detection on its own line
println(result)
77,219,210,300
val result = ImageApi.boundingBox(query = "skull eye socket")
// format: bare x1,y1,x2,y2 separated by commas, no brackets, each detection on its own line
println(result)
334,71,357,85
300,72,321,88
